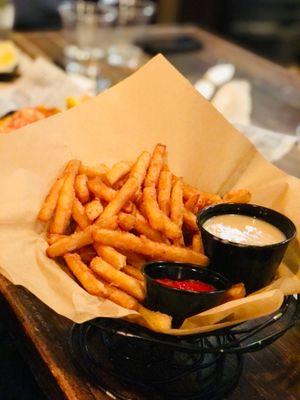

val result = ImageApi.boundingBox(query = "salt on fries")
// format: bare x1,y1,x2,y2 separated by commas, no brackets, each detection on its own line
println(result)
39,144,250,330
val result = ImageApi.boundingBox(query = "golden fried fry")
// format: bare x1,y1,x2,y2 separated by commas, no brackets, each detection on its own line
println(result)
144,144,166,187
94,243,126,270
157,170,172,216
184,194,199,212
46,233,67,245
72,198,91,229
183,183,200,200
79,164,109,177
88,177,116,202
77,245,97,264
47,226,94,258
96,152,150,227
120,251,146,270
85,198,103,221
138,305,172,331
170,177,184,245
223,189,251,204
93,229,208,265
123,265,144,282
183,209,198,231
143,186,181,239
105,161,132,186
192,233,203,253
90,257,144,301
134,211,168,243
105,284,138,310
223,283,246,303
38,176,64,222
74,174,90,204
64,253,108,297
50,160,81,234
118,212,136,231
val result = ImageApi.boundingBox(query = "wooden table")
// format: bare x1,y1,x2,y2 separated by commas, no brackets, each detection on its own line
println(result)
1,26,300,400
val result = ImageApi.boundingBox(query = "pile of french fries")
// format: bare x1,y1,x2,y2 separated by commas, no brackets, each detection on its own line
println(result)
38,144,250,330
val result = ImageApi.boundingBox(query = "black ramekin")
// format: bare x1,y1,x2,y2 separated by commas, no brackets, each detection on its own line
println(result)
143,261,230,328
197,203,296,293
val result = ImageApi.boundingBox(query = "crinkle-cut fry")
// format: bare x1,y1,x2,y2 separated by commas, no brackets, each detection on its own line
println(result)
138,305,172,331
93,229,208,266
77,245,97,264
94,243,126,270
134,212,169,243
90,257,145,301
157,170,172,216
47,226,94,258
118,212,136,231
192,233,203,253
123,265,144,282
143,186,181,240
144,144,166,188
75,174,90,204
46,233,67,245
183,209,198,231
105,284,138,310
121,251,146,270
105,161,132,186
185,194,199,212
85,198,103,221
38,176,65,222
64,253,108,297
88,177,116,202
72,198,91,229
223,189,251,204
50,160,81,234
79,163,109,177
222,283,246,303
96,152,150,227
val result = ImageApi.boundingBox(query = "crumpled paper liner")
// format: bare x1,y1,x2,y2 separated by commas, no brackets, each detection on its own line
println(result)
0,55,299,335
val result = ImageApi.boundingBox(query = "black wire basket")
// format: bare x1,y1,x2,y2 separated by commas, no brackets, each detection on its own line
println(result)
68,295,300,400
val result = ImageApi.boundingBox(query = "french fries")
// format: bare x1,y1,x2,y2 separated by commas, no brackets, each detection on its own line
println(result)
93,229,208,265
47,226,94,258
105,161,132,186
85,198,103,221
144,144,166,187
38,176,65,222
94,243,126,270
64,253,107,297
223,283,246,303
38,144,251,322
143,186,181,239
157,170,172,216
90,257,144,301
50,160,81,234
72,198,90,229
75,174,90,204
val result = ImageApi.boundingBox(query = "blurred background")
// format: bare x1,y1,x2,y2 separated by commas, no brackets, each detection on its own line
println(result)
1,0,298,70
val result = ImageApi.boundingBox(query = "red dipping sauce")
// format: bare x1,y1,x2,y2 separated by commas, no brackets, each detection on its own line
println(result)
155,278,216,292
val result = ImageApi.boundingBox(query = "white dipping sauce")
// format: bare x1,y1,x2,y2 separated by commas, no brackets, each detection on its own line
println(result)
203,214,285,246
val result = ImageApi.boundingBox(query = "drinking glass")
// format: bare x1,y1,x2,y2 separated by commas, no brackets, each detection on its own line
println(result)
58,1,117,89
106,0,156,68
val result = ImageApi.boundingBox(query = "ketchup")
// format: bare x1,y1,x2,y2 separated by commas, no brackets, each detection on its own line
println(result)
156,278,216,292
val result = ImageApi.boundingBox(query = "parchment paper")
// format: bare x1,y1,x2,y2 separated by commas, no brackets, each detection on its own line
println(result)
0,55,299,334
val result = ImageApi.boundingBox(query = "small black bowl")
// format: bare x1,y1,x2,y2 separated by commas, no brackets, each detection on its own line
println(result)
143,261,230,328
197,203,296,294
